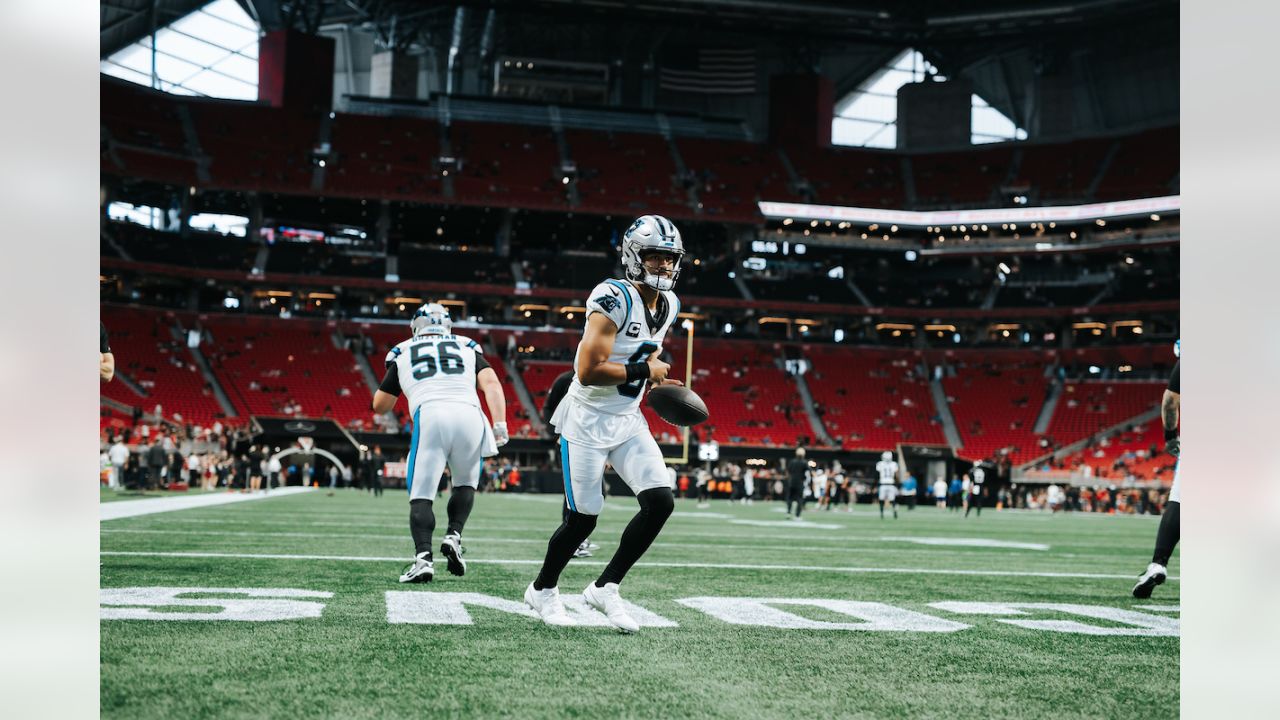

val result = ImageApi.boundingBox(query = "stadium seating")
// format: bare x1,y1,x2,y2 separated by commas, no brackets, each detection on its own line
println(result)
100,305,233,428
942,360,1048,462
451,121,568,209
565,129,691,219
1093,126,1179,200
187,101,320,193
327,112,444,201
679,338,811,447
676,138,797,222
1054,422,1176,482
1015,137,1112,201
201,315,373,427
804,346,946,450
910,147,1013,207
1047,380,1164,447
101,77,198,184
786,145,904,207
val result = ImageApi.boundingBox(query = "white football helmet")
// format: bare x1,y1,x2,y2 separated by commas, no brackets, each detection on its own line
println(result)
622,214,685,291
881,451,893,461
410,302,452,337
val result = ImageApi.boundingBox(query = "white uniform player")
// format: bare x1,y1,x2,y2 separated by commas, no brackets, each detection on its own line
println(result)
876,451,899,519
966,463,986,517
384,329,499,501
373,303,508,584
549,276,682,514
526,214,687,633
812,467,829,508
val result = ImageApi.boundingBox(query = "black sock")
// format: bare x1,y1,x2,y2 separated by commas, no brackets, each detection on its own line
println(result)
410,499,435,557
1152,500,1180,566
595,488,675,587
533,510,598,590
446,486,476,536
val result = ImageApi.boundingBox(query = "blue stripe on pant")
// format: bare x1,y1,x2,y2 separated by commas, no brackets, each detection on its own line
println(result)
560,437,576,511
406,406,421,495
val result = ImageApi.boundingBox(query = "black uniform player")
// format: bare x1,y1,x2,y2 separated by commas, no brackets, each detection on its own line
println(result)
1133,353,1180,598
544,370,598,558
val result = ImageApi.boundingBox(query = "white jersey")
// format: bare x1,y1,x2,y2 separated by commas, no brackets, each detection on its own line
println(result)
567,279,681,415
385,333,488,416
972,467,986,486
876,459,898,486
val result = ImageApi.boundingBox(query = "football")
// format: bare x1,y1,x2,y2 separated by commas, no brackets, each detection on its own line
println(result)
647,384,709,426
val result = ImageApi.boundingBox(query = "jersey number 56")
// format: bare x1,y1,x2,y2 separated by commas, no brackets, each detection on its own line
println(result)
410,341,465,380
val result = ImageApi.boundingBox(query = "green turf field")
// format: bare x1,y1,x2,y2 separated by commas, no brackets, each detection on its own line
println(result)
100,490,1179,719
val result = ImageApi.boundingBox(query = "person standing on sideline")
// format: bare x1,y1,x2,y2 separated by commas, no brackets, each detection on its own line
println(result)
933,477,947,509
902,473,918,511
785,447,810,518
965,462,986,518
107,436,129,490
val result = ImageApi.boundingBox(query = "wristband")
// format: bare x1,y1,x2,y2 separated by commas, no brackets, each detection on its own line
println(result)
625,361,650,383
1164,427,1177,441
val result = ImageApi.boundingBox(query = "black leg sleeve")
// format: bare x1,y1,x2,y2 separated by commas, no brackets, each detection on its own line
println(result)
410,499,436,556
446,486,476,536
533,511,598,590
1152,500,1180,566
595,488,675,587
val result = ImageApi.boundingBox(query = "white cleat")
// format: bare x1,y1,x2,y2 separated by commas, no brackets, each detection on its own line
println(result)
573,540,593,558
582,581,640,634
524,583,576,627
398,553,434,583
440,533,466,576
1132,562,1168,599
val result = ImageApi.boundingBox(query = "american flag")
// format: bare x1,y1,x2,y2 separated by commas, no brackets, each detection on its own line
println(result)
659,47,757,95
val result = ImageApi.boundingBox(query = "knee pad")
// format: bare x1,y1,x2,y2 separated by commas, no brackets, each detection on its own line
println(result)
638,487,675,520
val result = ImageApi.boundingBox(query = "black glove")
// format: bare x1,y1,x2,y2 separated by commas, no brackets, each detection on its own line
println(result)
1166,436,1179,458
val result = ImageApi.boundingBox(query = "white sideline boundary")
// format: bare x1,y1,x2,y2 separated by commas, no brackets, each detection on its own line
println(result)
98,550,1178,582
100,488,316,521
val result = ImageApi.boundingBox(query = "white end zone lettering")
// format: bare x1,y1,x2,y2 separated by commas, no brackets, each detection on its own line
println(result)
929,602,1179,636
675,597,970,632
100,587,333,621
386,591,678,628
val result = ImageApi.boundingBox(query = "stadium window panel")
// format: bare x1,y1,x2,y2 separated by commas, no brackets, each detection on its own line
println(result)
833,48,1025,148
100,0,259,100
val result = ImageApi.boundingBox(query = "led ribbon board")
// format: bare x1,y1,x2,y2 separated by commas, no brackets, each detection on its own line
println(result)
758,196,1180,229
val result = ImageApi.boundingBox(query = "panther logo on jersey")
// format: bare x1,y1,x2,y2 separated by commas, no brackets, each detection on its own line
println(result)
594,294,620,314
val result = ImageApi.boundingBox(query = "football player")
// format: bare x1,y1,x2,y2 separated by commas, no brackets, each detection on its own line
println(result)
373,303,509,584
965,462,986,518
524,215,685,632
876,451,899,520
1133,346,1180,598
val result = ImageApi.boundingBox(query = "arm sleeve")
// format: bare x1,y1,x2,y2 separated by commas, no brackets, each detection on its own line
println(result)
474,351,490,371
585,281,630,330
1167,360,1179,394
100,322,110,353
542,371,575,423
384,346,403,369
378,367,402,396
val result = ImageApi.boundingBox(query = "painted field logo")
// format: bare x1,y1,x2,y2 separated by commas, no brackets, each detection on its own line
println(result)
100,588,1179,636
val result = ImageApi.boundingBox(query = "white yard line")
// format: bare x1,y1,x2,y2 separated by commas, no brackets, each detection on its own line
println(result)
98,550,1176,582
100,488,316,521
